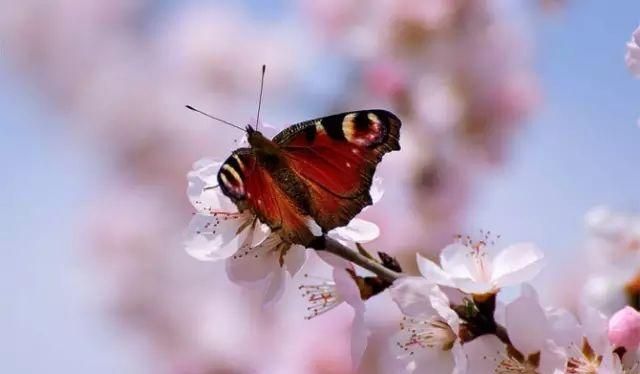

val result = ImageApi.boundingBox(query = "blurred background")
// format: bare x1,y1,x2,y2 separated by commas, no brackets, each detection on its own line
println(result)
2,0,639,372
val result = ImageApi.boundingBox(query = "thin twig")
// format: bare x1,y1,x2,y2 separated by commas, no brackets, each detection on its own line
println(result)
313,236,402,283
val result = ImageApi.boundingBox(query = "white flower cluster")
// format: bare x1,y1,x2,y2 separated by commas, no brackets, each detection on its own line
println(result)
186,160,640,373
581,206,640,315
388,238,638,373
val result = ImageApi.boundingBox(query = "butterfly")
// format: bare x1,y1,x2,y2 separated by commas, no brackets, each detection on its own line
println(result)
188,67,401,248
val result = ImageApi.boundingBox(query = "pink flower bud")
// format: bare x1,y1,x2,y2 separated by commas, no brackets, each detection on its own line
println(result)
608,306,640,350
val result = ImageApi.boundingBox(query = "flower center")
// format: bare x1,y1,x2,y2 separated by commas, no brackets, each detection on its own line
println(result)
396,316,457,354
565,339,602,374
495,357,539,374
457,231,500,284
299,276,342,320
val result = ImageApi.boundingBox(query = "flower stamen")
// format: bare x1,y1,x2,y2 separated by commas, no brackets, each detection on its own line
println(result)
396,316,457,354
298,275,342,320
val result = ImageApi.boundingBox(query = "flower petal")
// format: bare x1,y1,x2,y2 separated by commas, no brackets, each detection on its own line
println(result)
491,242,544,288
284,244,308,277
187,159,235,213
350,309,369,372
389,277,439,318
464,334,504,374
329,218,380,243
439,243,477,280
428,287,459,331
451,277,494,295
184,212,249,261
416,253,455,288
225,234,281,284
579,305,610,354
410,347,456,373
370,177,384,204
506,284,549,355
546,307,583,351
262,268,287,308
333,266,363,309
451,343,468,374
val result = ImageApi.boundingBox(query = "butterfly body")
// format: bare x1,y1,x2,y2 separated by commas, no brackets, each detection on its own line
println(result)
217,110,401,246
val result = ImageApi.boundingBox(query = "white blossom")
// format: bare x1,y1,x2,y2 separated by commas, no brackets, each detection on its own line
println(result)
417,237,545,295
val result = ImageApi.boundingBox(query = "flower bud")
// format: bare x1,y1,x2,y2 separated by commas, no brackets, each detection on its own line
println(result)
608,306,640,350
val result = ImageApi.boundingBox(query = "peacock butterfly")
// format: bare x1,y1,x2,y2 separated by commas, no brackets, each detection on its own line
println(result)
188,66,401,247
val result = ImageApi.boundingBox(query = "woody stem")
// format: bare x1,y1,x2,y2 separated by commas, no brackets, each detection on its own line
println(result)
313,236,402,283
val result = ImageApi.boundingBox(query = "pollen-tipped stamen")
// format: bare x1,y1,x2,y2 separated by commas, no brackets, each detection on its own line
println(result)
396,316,457,355
299,275,342,320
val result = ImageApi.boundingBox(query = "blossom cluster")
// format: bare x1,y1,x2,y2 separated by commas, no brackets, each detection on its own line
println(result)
186,158,640,373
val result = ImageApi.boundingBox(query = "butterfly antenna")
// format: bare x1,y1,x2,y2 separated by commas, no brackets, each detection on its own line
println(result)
185,105,245,132
255,64,266,131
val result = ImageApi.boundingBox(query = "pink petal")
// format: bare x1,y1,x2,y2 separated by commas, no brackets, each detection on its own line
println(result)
261,268,287,308
329,218,380,243
492,242,544,288
225,234,281,284
464,334,504,374
370,177,384,204
350,309,369,372
439,243,477,280
389,277,439,318
452,277,494,295
579,306,610,354
546,307,583,351
184,213,247,261
187,159,235,212
506,284,550,356
284,244,308,277
416,253,455,288
333,267,362,309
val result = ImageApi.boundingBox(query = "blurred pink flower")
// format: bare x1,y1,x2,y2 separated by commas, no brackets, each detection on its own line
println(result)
609,306,640,350
627,26,640,77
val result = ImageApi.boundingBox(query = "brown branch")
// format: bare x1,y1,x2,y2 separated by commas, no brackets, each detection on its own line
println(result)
311,236,402,283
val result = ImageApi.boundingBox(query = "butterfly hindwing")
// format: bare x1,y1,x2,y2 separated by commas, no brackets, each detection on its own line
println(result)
274,110,401,231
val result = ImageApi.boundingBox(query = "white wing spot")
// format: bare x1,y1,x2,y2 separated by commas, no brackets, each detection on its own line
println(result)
232,154,245,171
222,164,243,186
346,162,352,168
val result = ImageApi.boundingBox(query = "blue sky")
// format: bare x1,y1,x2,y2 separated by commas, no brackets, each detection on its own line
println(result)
1,1,640,372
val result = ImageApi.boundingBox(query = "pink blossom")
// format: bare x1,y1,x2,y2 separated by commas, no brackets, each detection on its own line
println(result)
609,306,640,350
627,26,640,77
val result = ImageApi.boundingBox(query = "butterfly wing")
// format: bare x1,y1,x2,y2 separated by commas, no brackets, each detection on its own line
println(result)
217,149,315,245
274,110,401,231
